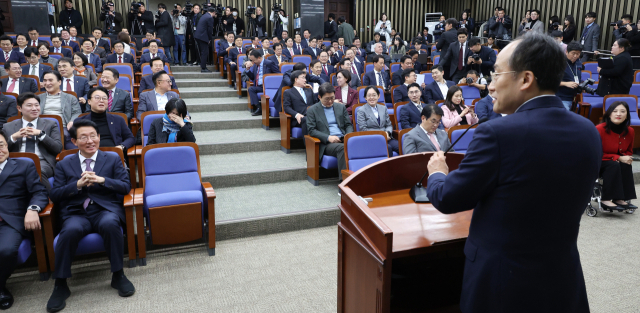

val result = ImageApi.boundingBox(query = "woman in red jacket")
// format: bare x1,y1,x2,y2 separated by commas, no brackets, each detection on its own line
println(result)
596,101,637,211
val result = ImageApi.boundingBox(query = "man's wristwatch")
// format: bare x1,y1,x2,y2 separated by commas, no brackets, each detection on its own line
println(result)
27,205,41,212
38,130,46,140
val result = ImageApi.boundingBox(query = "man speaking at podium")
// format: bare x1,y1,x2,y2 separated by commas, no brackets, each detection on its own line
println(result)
425,32,601,312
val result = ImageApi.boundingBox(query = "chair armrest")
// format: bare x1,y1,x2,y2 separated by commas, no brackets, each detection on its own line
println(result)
577,102,591,118
39,202,54,217
341,169,354,181
124,189,135,207
392,130,399,140
133,187,144,206
127,145,141,157
261,95,270,127
305,135,321,181
202,182,216,250
202,182,216,199
130,118,140,125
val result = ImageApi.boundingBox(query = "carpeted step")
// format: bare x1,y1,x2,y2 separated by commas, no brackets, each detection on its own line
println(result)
170,65,216,72
172,72,221,79
195,128,281,155
184,98,248,112
175,78,229,88
190,111,262,131
179,87,240,99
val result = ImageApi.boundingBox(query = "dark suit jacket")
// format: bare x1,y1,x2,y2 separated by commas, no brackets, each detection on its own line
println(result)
427,96,599,313
62,40,80,52
0,49,27,63
472,46,496,77
244,59,279,85
0,93,17,127
303,47,321,59
50,47,73,58
0,158,48,237
194,12,213,43
147,117,196,145
399,102,424,129
366,53,391,68
393,84,410,103
267,54,290,66
105,53,139,72
93,47,108,66
216,40,232,59
306,102,353,161
0,76,38,94
475,95,502,121
156,11,176,47
273,70,325,113
51,150,131,223
257,48,275,56
300,38,310,49
96,38,111,54
392,68,410,86
282,47,301,59
72,112,135,149
107,88,134,119
362,70,391,88
63,76,90,104
423,80,455,103
225,47,244,65
283,87,314,124
320,63,335,77
83,53,103,73
140,51,170,64
139,74,177,97
440,41,472,77
596,51,634,97
436,29,458,53
325,20,338,40
5,117,63,169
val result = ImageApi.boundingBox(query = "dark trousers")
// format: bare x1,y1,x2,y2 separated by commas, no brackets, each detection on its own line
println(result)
0,222,23,290
196,39,209,70
452,69,468,84
53,203,123,279
41,161,54,191
324,142,346,174
229,63,238,82
248,85,263,107
600,160,637,200
387,138,399,156
291,116,308,136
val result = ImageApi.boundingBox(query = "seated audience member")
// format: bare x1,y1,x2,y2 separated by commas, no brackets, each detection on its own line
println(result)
423,64,455,103
337,58,361,88
282,37,300,59
457,70,488,97
441,85,478,128
317,51,334,76
2,61,38,95
92,27,112,54
283,70,314,134
57,57,91,111
71,87,135,151
306,83,353,175
117,32,133,54
357,86,398,155
0,129,48,310
268,43,289,65
86,36,108,67
101,68,134,119
39,71,82,149
483,34,496,49
303,37,322,60
139,57,177,96
50,34,73,58
596,38,634,97
139,40,169,64
38,42,58,69
225,37,246,86
80,39,103,73
352,37,367,58
475,80,502,121
73,52,98,86
0,35,27,64
47,119,134,312
216,32,235,62
402,104,451,154
137,70,179,120
399,83,428,129
597,101,637,211
394,69,419,103
245,50,279,116
259,38,275,56
60,29,80,52
106,41,139,72
334,70,357,114
366,42,391,69
409,49,428,72
392,55,416,86
467,36,496,78
141,31,156,48
5,92,63,190
14,33,29,54
273,63,323,112
0,82,17,127
367,33,387,54
22,47,52,82
148,98,195,145
557,41,583,110
363,55,391,103
344,49,364,77
309,60,326,96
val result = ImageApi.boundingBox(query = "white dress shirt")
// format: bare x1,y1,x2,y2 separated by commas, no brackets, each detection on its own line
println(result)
11,118,46,159
28,63,40,76
79,150,98,172
373,70,385,87
6,77,20,93
155,89,169,110
62,75,75,92
0,159,6,172
436,80,449,99
341,86,349,104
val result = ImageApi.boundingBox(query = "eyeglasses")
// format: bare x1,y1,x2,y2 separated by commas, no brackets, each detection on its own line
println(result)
408,90,421,95
490,71,516,81
0,143,6,149
77,134,98,143
365,94,379,98
91,96,109,101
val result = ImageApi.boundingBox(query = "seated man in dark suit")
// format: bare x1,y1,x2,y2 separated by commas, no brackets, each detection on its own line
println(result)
216,32,235,62
139,40,170,64
224,37,245,86
92,27,112,54
272,62,324,113
47,119,134,312
57,57,91,111
105,41,139,72
0,36,27,64
352,37,367,59
303,37,322,60
475,81,502,121
393,69,418,103
362,55,392,103
439,28,471,82
0,130,49,310
101,68,134,120
1,61,38,95
139,57,177,97
22,47,52,82
258,37,275,56
267,43,290,66
60,29,80,52
309,60,329,97
79,39,103,73
317,50,335,77
306,83,353,176
137,71,180,120
71,87,135,151
0,82,17,128
245,50,279,116
409,50,428,73
392,55,416,86
402,104,451,154
399,83,428,129
5,92,63,190
49,34,73,58
283,70,314,135
282,37,301,59
423,64,455,103
86,36,108,67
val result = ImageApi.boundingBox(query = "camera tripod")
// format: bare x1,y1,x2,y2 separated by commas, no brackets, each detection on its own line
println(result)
246,17,256,38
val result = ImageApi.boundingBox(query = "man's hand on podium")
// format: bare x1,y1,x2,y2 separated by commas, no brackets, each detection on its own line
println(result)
428,151,449,176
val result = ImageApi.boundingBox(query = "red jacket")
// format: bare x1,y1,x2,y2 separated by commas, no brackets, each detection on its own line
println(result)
596,123,634,161
334,85,358,113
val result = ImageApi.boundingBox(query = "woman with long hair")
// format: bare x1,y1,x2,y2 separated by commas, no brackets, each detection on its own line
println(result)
388,37,405,61
441,85,478,128
559,15,577,44
72,52,97,86
374,13,392,43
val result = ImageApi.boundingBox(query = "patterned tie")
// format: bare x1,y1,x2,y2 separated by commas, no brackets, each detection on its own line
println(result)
4,52,9,62
416,103,423,112
323,64,328,75
25,122,36,152
377,72,385,89
118,55,122,63
30,65,36,76
297,44,301,51
108,90,113,111
83,159,93,209
6,78,16,93
351,65,356,75
56,48,60,53
66,78,72,92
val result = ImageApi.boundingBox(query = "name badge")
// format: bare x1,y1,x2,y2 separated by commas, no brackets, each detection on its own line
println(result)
581,39,584,45
141,21,144,25
112,23,115,27
574,76,579,83
193,26,197,30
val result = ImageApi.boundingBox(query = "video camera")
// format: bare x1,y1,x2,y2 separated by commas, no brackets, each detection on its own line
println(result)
577,78,597,95
101,0,111,13
130,1,141,14
272,3,282,12
213,3,224,15
610,20,630,33
181,1,194,17
172,4,180,15
245,4,256,17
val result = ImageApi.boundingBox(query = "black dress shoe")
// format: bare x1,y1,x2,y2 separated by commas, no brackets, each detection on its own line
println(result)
111,273,135,297
46,285,70,312
0,288,14,310
251,109,262,116
201,69,211,73
601,202,622,211
626,202,638,209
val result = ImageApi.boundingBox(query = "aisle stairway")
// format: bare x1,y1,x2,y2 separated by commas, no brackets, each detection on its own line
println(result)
171,65,341,242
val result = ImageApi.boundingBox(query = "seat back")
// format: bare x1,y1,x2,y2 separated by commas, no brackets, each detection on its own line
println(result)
49,54,62,60
450,128,475,153
280,62,294,73
365,63,374,73
390,62,401,73
398,128,412,155
603,95,639,125
104,63,133,78
23,75,40,91
141,64,171,76
141,111,165,146
630,83,640,98
433,55,440,65
357,86,385,103
237,55,246,67
262,74,283,109
635,70,640,83
40,115,64,149
459,85,481,105
583,62,598,81
11,153,42,177
352,103,365,131
38,36,52,44
142,143,202,195
394,102,408,129
418,71,434,85
582,70,592,81
344,131,389,172
242,39,252,46
292,55,311,67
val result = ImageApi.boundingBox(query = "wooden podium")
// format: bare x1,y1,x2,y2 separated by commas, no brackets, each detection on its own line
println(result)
337,152,472,313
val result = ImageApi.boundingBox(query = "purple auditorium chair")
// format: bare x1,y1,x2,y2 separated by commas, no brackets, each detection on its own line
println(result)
630,83,640,98
260,73,284,129
134,142,216,265
603,95,640,126
358,86,393,113
450,128,476,153
390,62,401,73
419,72,434,85
459,85,481,106
141,64,170,76
433,55,440,65
49,54,62,60
292,55,311,67
583,62,598,82
395,103,406,130
279,86,307,154
280,62,294,74
342,131,389,180
365,63,374,73
141,112,165,146
581,70,592,82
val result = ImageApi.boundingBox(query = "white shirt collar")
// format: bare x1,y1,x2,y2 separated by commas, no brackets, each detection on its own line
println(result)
22,117,38,127
419,124,435,136
109,86,117,94
154,88,166,96
65,75,74,82
79,150,99,164
514,95,556,113
0,159,7,171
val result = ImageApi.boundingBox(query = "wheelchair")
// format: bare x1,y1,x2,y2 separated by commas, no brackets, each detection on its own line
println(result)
585,178,636,217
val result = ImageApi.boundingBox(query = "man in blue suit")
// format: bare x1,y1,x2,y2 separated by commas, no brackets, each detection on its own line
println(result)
426,33,599,313
363,55,391,102
80,40,103,73
0,36,26,64
137,71,179,120
139,40,170,64
475,83,502,121
399,83,427,129
57,58,91,112
272,62,324,113
303,37,322,60
50,34,73,58
245,49,279,116
194,7,215,72
217,32,235,61
105,42,139,72
423,64,455,103
317,51,334,77
0,130,49,310
1,61,38,95
267,43,290,66
225,37,246,87
47,119,134,312
393,69,418,103
60,29,80,52
22,48,52,81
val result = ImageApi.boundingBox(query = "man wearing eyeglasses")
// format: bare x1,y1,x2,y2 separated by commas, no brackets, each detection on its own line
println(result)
137,70,179,121
22,47,52,82
69,87,134,151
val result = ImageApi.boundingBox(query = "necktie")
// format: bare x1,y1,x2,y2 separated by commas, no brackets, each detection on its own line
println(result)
377,72,385,88
428,132,441,151
66,78,72,92
417,103,423,112
289,48,293,55
25,122,36,153
32,40,36,47
297,44,301,51
30,65,36,76
4,52,9,62
56,48,60,53
83,159,93,209
323,64,328,75
108,90,113,111
239,48,242,54
6,79,15,93
351,65,356,75
298,87,306,103
458,44,464,71
152,54,156,59
118,55,122,63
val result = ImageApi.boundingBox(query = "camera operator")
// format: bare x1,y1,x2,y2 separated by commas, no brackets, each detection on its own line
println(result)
225,8,245,37
467,36,496,78
614,16,640,69
556,41,584,110
249,6,266,37
155,3,176,63
100,1,123,34
613,15,634,39
172,4,187,65
128,2,154,35
595,38,634,97
457,70,488,97
271,6,288,39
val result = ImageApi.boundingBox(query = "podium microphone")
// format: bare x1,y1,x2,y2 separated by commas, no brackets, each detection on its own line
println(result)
410,117,488,203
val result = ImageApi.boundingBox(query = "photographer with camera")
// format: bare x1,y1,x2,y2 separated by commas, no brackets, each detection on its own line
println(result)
466,36,496,78
225,8,245,37
248,6,266,37
100,1,123,34
613,15,634,40
613,15,640,69
557,41,586,110
271,5,287,39
172,4,187,65
128,2,154,35
184,3,202,65
433,15,445,41
595,38,634,97
547,15,560,34
457,70,488,96
155,3,176,63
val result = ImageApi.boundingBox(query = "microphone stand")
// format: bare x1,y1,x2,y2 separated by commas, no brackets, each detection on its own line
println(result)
410,117,488,203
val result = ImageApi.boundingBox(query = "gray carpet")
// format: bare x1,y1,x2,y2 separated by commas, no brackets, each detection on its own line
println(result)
200,151,307,175
193,128,280,145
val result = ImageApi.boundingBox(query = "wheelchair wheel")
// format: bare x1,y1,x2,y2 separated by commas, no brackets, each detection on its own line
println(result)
586,205,598,217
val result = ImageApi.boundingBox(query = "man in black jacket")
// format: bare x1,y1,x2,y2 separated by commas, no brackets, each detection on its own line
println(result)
59,0,83,32
99,2,123,34
325,13,338,41
596,39,634,97
616,18,640,69
194,7,215,72
467,36,496,78
128,2,154,35
155,4,176,63
435,18,458,57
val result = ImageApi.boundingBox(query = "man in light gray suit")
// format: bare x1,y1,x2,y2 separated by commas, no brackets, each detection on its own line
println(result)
356,86,398,156
5,92,63,190
403,104,451,154
137,71,179,121
39,71,82,149
580,12,600,63
101,68,134,120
